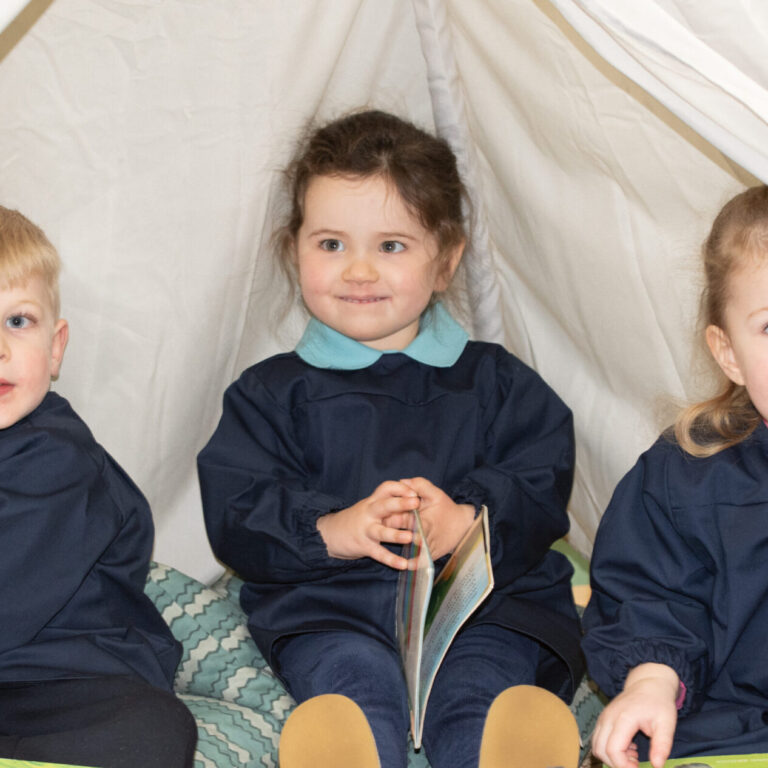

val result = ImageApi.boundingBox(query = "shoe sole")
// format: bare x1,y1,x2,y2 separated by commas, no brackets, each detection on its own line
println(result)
279,693,381,768
478,685,580,768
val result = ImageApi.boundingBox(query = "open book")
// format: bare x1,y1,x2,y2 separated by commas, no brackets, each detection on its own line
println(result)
395,505,494,748
622,755,768,767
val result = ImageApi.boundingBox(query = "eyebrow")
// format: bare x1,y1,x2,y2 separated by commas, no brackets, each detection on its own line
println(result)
305,229,346,238
7,299,44,313
378,232,417,241
748,306,768,318
304,229,417,241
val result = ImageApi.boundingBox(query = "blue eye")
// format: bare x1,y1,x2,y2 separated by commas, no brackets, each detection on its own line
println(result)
5,314,31,329
381,241,405,254
320,239,344,252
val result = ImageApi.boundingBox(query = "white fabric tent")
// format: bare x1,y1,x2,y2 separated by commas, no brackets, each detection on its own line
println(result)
1,0,765,583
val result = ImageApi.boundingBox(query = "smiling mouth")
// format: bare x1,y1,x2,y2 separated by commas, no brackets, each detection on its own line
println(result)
339,296,387,304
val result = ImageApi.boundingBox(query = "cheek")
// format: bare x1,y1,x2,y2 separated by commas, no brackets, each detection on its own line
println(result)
298,267,322,301
297,252,326,290
416,262,445,293
33,349,54,379
16,350,52,392
297,264,330,317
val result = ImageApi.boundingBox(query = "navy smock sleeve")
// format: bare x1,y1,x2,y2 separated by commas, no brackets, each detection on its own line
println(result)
198,368,352,583
582,443,713,715
0,428,110,653
0,394,179,688
449,352,574,590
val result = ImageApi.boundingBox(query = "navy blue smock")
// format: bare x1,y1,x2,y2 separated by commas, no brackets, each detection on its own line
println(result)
583,426,768,757
0,392,181,689
199,327,584,698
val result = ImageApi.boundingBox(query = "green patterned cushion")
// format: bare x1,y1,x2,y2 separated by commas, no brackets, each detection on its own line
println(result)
146,563,293,767
145,564,291,708
146,562,601,767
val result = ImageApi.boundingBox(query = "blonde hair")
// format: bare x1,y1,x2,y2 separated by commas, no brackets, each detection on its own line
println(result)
0,206,61,318
674,186,768,456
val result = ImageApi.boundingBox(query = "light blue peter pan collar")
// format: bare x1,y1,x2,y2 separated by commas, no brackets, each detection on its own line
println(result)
295,302,469,370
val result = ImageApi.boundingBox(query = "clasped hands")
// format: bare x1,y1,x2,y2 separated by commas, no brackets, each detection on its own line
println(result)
316,477,475,570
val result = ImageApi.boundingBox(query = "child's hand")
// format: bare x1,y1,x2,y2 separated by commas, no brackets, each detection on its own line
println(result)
591,663,679,768
399,476,475,560
316,481,419,569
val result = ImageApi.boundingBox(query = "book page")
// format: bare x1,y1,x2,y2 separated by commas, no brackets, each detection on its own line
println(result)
395,509,433,742
414,505,493,746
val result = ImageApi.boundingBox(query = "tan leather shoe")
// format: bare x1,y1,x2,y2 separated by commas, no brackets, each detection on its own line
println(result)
278,694,381,768
479,685,580,768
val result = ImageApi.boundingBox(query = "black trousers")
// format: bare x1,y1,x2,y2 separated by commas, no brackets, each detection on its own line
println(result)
0,675,197,768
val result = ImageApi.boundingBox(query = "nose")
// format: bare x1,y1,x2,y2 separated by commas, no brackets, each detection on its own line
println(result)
342,254,378,283
0,332,9,360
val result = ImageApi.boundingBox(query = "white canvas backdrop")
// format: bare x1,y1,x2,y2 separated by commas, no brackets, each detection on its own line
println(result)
1,0,765,581
414,0,764,555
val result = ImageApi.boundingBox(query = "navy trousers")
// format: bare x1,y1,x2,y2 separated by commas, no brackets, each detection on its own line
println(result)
0,675,197,768
275,623,540,768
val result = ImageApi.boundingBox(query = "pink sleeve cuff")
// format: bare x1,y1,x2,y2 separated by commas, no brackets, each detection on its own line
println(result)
675,681,687,710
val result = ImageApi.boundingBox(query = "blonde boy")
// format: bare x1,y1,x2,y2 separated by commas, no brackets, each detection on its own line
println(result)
0,208,68,429
0,207,196,768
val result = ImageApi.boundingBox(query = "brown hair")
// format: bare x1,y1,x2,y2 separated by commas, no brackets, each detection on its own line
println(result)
0,206,61,318
274,110,468,292
674,186,768,456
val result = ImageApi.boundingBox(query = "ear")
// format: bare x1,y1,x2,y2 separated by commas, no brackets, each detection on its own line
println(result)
705,324,744,385
435,240,465,292
50,318,69,379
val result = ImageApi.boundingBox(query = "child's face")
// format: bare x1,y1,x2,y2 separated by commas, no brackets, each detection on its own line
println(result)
0,275,68,429
706,255,768,420
296,174,462,351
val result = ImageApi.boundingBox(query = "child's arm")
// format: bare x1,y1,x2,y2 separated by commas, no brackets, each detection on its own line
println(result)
200,368,423,579
591,662,679,768
199,372,350,582
0,422,147,655
442,350,574,587
582,443,714,760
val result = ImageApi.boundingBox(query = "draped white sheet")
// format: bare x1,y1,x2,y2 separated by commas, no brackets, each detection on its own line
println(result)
0,0,765,579
0,0,434,581
548,0,768,184
413,0,763,556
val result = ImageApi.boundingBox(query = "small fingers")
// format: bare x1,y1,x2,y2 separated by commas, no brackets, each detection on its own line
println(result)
648,720,675,768
399,476,435,495
374,480,419,499
376,523,413,546
603,717,641,768
382,511,415,530
591,715,626,768
367,543,409,570
591,720,608,764
371,494,420,520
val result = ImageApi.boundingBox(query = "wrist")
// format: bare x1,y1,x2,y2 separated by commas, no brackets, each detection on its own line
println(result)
452,503,475,542
316,511,338,552
624,662,680,701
